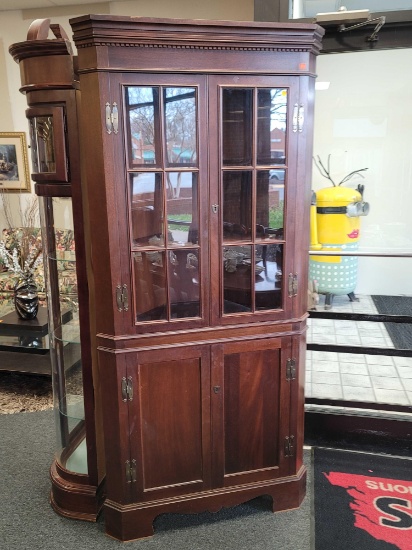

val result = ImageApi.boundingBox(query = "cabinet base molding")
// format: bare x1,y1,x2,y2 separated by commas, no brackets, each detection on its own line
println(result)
104,466,306,542
50,460,105,522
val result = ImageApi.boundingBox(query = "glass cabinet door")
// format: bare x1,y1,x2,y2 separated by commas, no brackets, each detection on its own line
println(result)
26,106,68,182
40,196,87,474
122,78,208,329
213,78,298,322
118,75,298,330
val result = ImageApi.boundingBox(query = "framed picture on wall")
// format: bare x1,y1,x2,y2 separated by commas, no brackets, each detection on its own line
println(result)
0,132,30,193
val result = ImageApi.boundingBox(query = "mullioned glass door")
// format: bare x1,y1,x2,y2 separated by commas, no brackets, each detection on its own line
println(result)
209,76,300,324
120,75,209,331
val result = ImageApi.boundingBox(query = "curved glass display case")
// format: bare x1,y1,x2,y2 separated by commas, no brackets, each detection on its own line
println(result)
41,198,86,475
9,19,104,521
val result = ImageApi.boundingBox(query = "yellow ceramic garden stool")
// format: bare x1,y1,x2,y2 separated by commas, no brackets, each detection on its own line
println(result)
309,185,369,309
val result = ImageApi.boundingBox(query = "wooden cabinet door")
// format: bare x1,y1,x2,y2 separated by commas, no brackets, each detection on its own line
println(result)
211,337,292,487
109,73,210,335
208,75,302,325
125,345,212,501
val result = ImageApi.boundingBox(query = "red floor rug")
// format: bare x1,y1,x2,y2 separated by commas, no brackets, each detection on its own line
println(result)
314,447,412,550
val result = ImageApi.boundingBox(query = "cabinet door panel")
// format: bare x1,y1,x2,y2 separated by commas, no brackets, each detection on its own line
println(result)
127,346,211,500
110,73,209,334
211,337,291,487
209,75,300,325
224,350,280,474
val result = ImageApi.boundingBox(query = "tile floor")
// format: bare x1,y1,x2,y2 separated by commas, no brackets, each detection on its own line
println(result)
306,294,412,406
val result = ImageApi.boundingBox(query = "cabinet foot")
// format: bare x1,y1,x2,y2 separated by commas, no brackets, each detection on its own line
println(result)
271,467,307,512
104,467,306,541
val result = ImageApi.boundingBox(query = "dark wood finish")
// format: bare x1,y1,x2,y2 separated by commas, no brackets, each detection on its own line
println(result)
127,345,212,501
50,459,105,522
0,307,49,333
65,15,322,541
212,337,292,486
104,465,307,541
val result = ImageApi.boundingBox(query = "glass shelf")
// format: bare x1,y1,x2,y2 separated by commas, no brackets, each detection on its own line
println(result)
59,392,85,422
54,320,81,345
47,253,76,262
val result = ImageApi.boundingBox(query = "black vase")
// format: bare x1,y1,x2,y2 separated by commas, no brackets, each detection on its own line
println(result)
14,277,39,320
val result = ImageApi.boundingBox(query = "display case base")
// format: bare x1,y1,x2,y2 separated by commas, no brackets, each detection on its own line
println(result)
50,460,105,522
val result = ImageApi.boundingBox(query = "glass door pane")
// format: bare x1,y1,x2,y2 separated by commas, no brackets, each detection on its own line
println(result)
126,86,159,166
164,88,197,167
131,172,164,247
222,89,253,166
125,85,201,324
257,89,287,165
221,87,288,316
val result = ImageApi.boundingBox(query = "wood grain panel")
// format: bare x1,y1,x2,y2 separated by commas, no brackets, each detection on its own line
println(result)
139,357,203,489
223,348,280,474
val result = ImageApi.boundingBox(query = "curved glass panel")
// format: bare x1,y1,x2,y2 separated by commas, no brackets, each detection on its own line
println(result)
40,196,87,475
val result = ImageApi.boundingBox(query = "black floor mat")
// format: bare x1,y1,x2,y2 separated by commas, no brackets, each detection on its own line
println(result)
314,447,412,550
372,295,412,349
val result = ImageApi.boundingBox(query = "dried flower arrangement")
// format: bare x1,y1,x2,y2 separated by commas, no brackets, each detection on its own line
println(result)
0,190,43,283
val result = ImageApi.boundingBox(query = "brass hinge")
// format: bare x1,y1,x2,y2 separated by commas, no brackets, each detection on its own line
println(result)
288,273,298,297
292,103,299,133
116,284,129,312
121,376,133,402
285,435,295,457
293,103,304,132
286,358,296,381
125,459,137,483
105,102,119,134
298,104,304,133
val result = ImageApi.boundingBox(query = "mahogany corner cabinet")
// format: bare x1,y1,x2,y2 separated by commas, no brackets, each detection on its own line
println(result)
12,15,324,542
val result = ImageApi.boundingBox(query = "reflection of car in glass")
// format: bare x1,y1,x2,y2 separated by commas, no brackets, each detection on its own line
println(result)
269,169,285,181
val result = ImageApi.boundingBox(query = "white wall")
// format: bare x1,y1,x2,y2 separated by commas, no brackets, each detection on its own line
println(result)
313,48,412,295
